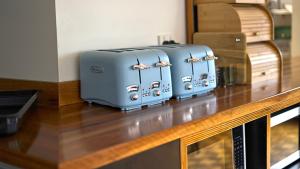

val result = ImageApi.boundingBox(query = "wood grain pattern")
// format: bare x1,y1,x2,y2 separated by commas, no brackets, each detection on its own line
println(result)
186,0,195,44
0,57,299,169
267,114,271,169
187,1,269,44
58,81,82,106
180,139,188,169
248,42,281,84
194,32,247,51
194,35,283,84
0,78,59,106
0,79,82,107
196,3,273,43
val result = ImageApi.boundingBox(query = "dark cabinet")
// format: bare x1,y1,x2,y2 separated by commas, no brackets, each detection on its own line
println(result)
100,141,180,169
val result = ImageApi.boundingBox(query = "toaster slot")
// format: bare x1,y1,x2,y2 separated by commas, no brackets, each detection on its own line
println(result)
181,53,196,92
121,57,142,108
190,52,209,90
136,56,162,104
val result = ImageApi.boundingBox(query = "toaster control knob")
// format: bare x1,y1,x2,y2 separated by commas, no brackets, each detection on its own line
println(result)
185,83,193,90
153,90,161,97
130,94,139,101
203,80,209,87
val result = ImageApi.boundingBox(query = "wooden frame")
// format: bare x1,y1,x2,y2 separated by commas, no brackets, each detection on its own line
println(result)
267,114,271,169
193,34,283,85
180,120,246,169
181,130,234,169
186,0,195,44
181,116,270,169
186,0,272,43
0,78,81,107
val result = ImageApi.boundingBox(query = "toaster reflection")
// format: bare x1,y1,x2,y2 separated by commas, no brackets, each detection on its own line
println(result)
127,106,173,138
0,110,52,162
181,93,217,123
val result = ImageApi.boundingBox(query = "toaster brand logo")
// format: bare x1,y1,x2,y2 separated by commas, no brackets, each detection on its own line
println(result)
90,65,104,74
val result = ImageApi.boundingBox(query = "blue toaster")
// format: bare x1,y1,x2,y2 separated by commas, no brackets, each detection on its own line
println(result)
150,45,217,99
80,48,173,111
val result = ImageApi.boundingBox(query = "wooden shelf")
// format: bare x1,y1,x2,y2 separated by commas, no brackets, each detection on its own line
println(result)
0,57,299,169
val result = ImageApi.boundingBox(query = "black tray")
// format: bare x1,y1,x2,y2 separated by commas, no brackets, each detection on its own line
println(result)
0,90,38,135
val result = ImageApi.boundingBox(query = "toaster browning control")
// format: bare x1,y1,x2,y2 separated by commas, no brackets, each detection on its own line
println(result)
162,84,171,93
153,90,161,97
202,80,209,87
185,83,193,90
130,94,139,101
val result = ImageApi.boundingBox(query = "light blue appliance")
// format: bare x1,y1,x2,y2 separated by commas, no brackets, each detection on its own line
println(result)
80,48,172,111
150,45,217,99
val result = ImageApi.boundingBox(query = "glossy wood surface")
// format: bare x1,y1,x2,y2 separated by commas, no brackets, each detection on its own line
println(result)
0,78,59,106
0,57,300,169
0,79,82,107
58,80,82,106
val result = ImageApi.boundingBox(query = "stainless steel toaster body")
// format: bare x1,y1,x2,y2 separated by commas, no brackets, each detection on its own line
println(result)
150,45,217,99
80,48,172,111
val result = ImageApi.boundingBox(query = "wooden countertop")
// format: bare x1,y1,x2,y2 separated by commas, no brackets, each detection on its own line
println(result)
0,57,300,169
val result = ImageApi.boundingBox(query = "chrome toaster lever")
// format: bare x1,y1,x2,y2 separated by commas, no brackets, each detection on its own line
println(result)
204,55,218,61
132,64,151,70
155,61,172,67
187,57,202,63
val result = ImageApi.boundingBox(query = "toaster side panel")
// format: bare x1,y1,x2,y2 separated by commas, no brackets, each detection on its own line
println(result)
80,51,143,110
80,52,120,106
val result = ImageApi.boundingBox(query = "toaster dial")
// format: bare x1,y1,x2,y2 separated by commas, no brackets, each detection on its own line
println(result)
130,94,139,101
153,90,161,97
203,80,209,87
185,83,193,90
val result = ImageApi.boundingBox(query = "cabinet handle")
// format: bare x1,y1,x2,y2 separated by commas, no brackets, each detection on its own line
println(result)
261,72,267,76
261,85,268,90
253,32,260,36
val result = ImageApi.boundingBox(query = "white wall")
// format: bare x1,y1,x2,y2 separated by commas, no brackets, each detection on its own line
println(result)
0,0,59,82
55,0,186,82
292,0,300,56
